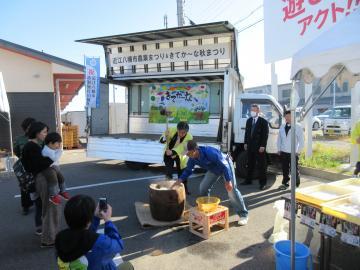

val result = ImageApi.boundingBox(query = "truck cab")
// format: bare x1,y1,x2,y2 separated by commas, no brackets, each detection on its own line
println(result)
233,93,283,177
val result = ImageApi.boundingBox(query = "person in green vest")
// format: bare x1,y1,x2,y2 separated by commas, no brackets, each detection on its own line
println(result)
351,120,360,177
13,117,36,215
160,121,193,194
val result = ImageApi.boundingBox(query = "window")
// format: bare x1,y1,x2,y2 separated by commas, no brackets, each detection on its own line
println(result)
209,83,221,115
142,44,147,51
130,46,134,52
157,63,161,72
214,37,218,44
241,100,282,129
120,66,124,74
214,59,219,69
185,61,189,71
170,62,175,71
140,86,149,113
129,86,149,115
183,40,188,46
118,47,122,53
342,81,349,92
169,41,173,48
282,89,291,98
131,65,136,73
199,60,204,70
331,108,351,119
198,38,202,45
156,43,160,49
130,87,140,114
144,64,149,73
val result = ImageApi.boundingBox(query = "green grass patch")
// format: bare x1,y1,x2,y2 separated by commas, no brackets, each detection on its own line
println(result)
299,142,349,172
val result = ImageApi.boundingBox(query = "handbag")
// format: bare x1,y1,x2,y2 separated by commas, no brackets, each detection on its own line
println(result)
13,159,35,193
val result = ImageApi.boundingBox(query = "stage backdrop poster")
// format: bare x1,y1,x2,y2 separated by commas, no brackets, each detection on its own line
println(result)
149,83,209,124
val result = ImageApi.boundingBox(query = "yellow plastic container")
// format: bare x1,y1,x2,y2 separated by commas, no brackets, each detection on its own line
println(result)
296,184,353,208
328,178,360,192
322,196,360,225
196,196,220,213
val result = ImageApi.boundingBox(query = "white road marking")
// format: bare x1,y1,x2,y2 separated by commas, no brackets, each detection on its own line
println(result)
13,174,203,198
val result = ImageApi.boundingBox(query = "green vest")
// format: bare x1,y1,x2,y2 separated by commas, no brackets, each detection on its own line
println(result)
160,127,193,169
58,256,88,270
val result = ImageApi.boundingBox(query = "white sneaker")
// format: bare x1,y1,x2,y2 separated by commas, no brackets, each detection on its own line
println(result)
238,217,248,226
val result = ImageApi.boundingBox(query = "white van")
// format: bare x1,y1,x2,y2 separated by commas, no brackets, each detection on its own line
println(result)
323,105,351,135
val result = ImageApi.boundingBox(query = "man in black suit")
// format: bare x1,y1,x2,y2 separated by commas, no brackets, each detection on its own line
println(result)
241,104,269,190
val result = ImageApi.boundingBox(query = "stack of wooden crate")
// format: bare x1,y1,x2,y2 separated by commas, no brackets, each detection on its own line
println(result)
62,125,79,149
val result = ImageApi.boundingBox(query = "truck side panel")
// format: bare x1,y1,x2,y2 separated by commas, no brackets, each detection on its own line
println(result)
129,117,220,137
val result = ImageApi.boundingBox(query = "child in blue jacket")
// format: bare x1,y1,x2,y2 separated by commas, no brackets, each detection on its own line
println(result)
55,195,124,270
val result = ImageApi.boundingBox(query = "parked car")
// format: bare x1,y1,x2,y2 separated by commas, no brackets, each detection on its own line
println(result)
316,109,332,124
323,105,351,135
296,108,322,130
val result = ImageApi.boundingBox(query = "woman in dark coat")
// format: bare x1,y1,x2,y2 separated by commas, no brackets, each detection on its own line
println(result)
22,122,62,247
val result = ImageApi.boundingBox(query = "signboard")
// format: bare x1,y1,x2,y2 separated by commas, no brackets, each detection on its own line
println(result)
341,221,360,247
110,43,230,68
300,205,317,228
319,213,338,237
84,57,100,108
264,0,359,63
149,83,209,124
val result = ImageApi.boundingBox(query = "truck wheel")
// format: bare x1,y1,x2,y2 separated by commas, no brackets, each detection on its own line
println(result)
125,161,149,170
235,151,251,179
235,151,268,180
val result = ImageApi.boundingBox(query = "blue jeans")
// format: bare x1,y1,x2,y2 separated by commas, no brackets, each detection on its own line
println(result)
199,159,248,218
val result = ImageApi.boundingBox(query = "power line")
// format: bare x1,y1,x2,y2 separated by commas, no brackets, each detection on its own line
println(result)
233,4,263,25
237,18,264,33
201,0,220,14
202,0,230,22
207,0,238,22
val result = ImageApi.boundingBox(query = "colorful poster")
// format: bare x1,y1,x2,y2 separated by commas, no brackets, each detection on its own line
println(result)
149,83,209,124
84,56,100,108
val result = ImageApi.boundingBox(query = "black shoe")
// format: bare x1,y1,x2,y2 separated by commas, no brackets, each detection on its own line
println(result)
22,208,29,215
278,184,289,191
40,243,54,248
259,185,268,191
35,228,42,236
241,181,252,185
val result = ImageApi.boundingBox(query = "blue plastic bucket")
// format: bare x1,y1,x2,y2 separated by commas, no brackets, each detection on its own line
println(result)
274,240,313,270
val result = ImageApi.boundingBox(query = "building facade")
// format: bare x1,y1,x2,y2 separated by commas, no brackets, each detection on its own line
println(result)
0,39,84,151
245,79,351,114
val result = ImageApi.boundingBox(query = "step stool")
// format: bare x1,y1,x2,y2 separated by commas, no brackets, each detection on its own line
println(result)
189,205,229,239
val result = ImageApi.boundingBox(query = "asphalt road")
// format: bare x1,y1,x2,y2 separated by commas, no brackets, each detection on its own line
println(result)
0,149,358,270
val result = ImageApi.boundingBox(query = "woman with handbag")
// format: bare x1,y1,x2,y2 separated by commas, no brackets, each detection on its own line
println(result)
22,121,62,247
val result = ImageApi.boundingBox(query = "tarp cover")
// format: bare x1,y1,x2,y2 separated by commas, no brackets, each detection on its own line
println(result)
291,9,360,87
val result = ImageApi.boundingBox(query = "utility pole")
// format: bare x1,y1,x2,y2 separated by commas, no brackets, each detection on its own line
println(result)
164,14,168,28
176,0,185,27
332,80,336,108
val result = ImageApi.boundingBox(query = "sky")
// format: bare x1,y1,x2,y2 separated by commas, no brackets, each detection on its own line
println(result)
0,0,292,111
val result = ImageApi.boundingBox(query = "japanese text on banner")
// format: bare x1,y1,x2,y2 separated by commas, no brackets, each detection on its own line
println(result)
85,57,100,108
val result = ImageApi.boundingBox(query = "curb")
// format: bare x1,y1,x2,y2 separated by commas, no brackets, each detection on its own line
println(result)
299,166,350,181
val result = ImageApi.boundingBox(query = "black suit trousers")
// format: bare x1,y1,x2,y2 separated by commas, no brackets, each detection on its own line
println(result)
247,150,267,185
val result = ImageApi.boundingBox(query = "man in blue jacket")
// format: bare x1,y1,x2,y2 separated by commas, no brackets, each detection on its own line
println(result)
174,140,249,225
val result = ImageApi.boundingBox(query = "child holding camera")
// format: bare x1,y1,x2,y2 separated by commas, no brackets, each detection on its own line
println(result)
41,132,70,205
55,195,125,270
